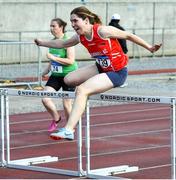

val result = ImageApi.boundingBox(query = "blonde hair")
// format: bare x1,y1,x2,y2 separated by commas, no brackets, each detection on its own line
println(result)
70,6,102,25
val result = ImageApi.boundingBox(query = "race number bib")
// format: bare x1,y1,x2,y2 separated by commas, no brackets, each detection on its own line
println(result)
96,56,111,68
51,64,63,73
51,61,63,73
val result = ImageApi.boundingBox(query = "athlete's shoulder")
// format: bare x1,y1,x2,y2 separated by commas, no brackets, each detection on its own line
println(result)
98,25,114,39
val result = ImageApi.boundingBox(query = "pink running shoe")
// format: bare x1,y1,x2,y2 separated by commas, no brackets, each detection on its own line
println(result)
48,117,61,132
48,120,58,132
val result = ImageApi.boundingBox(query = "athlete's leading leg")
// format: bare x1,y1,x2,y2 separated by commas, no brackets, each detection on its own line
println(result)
65,72,114,131
50,66,114,140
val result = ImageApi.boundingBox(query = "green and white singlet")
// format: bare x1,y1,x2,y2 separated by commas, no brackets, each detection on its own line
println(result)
49,34,78,77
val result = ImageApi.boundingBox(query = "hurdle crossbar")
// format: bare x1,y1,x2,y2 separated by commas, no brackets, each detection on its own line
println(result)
0,88,175,179
2,88,172,104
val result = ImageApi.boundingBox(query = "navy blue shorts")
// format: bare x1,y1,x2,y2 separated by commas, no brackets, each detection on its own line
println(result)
96,63,128,87
46,75,75,91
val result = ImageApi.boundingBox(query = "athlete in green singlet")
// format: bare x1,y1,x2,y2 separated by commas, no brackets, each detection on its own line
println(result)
42,18,78,132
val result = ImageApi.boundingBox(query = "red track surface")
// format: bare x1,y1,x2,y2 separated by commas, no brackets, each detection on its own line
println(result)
0,103,172,179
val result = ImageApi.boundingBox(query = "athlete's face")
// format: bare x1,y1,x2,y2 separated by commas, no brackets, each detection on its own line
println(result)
70,14,88,35
50,21,62,37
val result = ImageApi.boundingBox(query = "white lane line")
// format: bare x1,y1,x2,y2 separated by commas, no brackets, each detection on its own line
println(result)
90,129,170,141
89,144,170,158
11,116,169,136
10,128,170,150
12,144,170,162
139,164,171,171
89,106,169,117
91,116,169,127
10,106,169,125
24,144,169,162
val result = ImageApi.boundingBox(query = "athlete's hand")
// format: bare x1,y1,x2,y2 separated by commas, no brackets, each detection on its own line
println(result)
34,38,43,46
149,43,162,53
46,53,55,60
42,74,48,78
42,71,49,78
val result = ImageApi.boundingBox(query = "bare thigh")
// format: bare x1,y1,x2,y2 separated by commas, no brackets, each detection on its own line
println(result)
44,86,56,92
64,64,99,86
79,72,114,96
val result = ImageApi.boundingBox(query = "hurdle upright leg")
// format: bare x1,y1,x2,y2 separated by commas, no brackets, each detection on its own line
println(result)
4,90,10,164
171,98,176,180
0,89,5,166
77,117,85,176
85,101,90,174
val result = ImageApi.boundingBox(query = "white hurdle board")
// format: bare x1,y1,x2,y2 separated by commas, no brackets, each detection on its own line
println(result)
0,88,175,179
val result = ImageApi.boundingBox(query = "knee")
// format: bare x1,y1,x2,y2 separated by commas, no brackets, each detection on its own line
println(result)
42,98,48,105
75,85,89,97
64,74,74,86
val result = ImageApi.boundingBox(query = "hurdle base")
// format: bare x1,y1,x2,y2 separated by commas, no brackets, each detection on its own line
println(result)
87,165,139,179
0,161,6,167
9,156,58,165
7,163,85,177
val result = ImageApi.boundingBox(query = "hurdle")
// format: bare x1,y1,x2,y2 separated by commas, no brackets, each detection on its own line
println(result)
0,88,85,177
84,94,176,179
0,88,175,179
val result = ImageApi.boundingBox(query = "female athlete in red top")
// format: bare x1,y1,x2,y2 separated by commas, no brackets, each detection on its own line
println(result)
35,6,162,140
80,23,128,72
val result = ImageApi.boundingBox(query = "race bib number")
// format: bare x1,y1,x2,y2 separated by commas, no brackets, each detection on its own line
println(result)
51,64,63,73
96,56,111,68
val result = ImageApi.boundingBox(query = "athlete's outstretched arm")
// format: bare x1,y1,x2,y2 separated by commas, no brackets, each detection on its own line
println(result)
99,26,162,53
34,34,79,48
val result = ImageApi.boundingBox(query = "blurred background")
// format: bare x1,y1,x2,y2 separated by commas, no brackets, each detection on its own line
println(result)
0,0,175,93
0,0,176,59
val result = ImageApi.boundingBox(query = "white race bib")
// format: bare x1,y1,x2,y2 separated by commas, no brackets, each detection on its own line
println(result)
96,56,111,68
51,64,63,73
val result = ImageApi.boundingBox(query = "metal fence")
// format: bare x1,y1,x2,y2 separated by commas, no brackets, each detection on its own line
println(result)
0,41,42,88
1,27,176,59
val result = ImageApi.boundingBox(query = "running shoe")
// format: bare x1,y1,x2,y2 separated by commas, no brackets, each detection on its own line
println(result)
48,120,58,132
50,128,74,140
48,117,61,132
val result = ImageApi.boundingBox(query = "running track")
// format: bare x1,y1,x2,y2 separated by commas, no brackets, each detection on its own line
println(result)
0,103,172,179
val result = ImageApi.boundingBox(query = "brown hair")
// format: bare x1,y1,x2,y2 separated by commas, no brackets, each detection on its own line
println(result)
70,6,102,25
51,18,67,33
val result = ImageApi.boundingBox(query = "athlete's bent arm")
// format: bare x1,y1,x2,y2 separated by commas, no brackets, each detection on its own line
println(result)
46,46,75,65
99,26,162,53
34,34,80,49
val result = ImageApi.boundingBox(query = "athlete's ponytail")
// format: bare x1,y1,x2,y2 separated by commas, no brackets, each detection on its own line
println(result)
70,6,102,25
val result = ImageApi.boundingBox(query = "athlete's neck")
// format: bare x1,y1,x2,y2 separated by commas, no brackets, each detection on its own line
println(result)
84,25,93,40
55,33,64,39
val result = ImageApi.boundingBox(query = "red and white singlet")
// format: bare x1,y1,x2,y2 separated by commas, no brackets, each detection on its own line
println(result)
79,24,128,72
